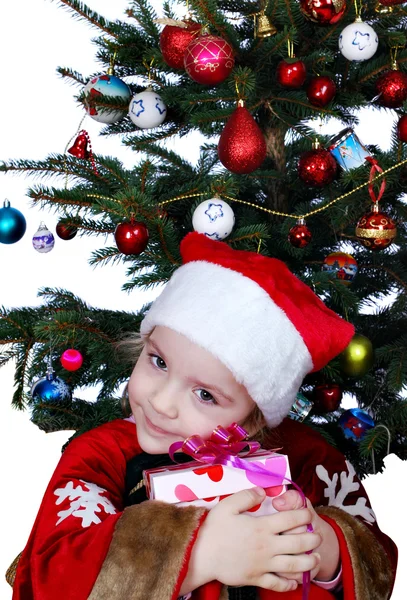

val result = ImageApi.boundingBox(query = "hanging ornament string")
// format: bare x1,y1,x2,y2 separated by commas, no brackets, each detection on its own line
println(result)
366,157,386,203
389,45,400,69
353,0,362,19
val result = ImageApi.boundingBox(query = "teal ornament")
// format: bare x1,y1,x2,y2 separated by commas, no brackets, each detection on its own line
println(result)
0,199,27,244
339,408,375,441
31,367,72,404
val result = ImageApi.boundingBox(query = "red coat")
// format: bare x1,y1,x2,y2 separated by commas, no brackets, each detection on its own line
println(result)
12,418,397,600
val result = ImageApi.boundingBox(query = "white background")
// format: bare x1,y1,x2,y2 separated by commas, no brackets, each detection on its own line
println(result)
0,1,405,598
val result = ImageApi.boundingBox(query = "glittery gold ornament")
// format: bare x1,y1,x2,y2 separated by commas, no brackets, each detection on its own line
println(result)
339,334,374,378
355,203,397,251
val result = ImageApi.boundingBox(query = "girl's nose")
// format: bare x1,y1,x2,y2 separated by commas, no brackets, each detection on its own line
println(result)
148,383,179,419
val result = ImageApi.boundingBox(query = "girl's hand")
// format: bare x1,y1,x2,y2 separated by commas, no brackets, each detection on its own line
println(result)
272,490,341,584
181,487,322,594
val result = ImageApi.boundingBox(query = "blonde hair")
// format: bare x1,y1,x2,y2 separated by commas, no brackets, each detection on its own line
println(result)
115,332,147,417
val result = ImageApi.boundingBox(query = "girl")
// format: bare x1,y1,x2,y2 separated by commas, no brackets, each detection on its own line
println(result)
11,232,397,600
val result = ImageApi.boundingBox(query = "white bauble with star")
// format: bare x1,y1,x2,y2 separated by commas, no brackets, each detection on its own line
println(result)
339,20,378,62
128,89,167,129
192,198,235,241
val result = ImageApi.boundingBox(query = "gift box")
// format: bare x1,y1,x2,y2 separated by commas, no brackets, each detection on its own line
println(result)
144,450,291,517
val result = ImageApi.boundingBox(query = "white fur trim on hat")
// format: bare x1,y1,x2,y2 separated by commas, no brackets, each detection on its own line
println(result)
140,261,313,427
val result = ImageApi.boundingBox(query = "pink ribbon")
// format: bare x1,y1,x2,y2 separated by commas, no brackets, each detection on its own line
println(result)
169,423,313,600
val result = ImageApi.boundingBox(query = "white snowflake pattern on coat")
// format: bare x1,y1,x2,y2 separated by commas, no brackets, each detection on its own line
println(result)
54,480,117,527
316,460,376,524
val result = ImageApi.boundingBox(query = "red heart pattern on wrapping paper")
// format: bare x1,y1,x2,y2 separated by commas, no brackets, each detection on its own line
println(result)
192,465,224,482
265,485,284,497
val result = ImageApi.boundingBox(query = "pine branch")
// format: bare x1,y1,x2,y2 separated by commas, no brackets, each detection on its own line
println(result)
50,0,119,38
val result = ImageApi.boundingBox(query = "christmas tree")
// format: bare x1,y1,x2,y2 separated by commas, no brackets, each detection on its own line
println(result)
1,0,407,479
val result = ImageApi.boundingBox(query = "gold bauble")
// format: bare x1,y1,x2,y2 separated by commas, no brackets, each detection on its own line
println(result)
339,334,374,378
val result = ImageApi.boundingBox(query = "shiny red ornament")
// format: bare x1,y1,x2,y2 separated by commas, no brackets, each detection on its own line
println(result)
307,75,336,107
378,0,405,4
375,69,407,108
298,148,337,187
276,59,307,88
300,0,346,24
397,115,407,142
114,219,149,255
218,103,267,174
313,383,342,413
184,33,235,85
355,205,397,251
159,21,201,70
68,132,90,159
60,349,84,372
56,222,78,241
288,220,312,248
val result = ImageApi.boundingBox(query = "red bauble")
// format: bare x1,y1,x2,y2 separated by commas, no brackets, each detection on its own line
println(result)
313,383,342,413
355,206,397,251
307,76,336,107
60,349,84,372
375,70,407,108
397,115,407,142
218,104,267,174
184,33,235,85
288,221,312,248
298,148,337,187
114,220,149,255
300,0,346,24
56,222,78,241
378,0,405,5
159,21,201,70
276,59,307,88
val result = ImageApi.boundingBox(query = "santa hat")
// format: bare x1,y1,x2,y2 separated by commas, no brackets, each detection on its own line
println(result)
140,232,354,427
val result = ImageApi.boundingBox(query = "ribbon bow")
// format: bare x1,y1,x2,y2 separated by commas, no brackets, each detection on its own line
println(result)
169,423,313,600
169,422,260,463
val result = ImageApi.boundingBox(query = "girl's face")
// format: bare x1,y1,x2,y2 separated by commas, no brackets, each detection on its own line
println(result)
128,325,256,454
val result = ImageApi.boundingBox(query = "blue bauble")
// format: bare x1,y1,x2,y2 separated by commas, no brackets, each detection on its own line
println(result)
31,370,72,404
339,408,375,442
84,73,131,124
0,199,26,244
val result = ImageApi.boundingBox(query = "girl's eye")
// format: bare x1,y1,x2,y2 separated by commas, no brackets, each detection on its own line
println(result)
149,354,167,370
195,389,218,405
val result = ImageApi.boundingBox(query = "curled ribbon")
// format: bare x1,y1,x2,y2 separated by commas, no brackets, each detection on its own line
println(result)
169,423,313,600
366,156,386,204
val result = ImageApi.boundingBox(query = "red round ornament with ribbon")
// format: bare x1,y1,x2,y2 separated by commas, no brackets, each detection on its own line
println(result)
355,158,397,251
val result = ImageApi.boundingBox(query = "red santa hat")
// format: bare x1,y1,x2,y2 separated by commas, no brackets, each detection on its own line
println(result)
140,232,354,427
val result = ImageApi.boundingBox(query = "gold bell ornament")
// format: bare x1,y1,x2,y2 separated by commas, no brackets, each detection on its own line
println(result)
254,10,277,38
